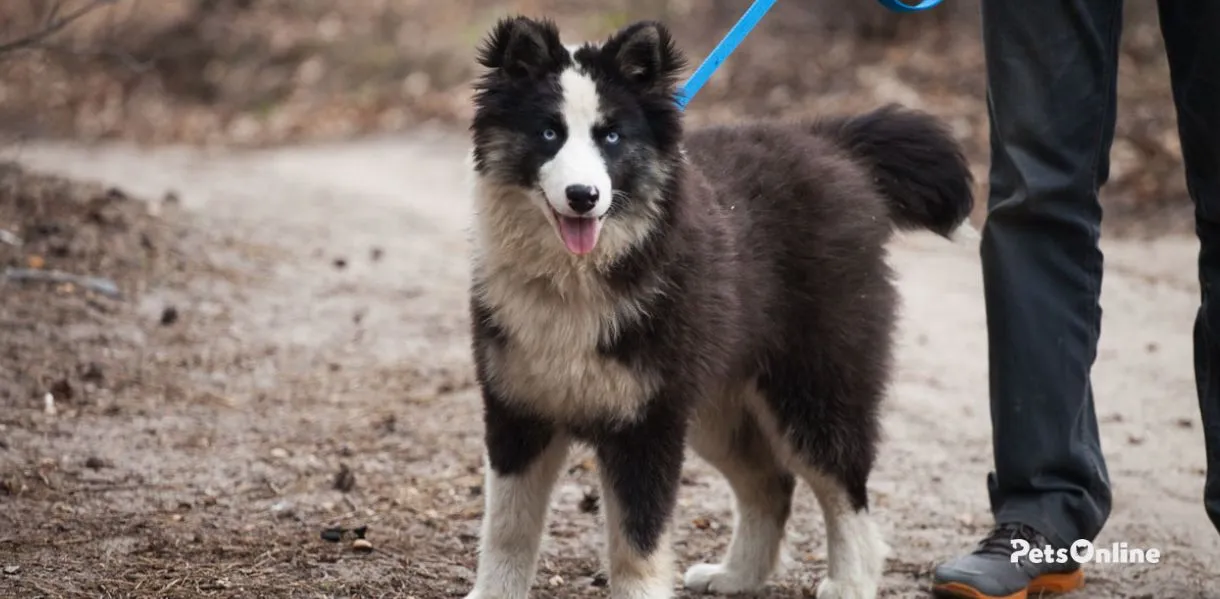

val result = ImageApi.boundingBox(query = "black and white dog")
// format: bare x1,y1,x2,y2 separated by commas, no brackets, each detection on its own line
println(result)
463,16,973,599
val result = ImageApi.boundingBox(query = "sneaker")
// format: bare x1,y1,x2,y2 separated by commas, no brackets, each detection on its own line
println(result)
931,522,1085,599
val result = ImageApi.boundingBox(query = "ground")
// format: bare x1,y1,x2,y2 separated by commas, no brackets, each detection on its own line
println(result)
1,128,1216,598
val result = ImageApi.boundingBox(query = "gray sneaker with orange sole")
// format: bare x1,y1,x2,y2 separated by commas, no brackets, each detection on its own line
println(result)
932,523,1085,599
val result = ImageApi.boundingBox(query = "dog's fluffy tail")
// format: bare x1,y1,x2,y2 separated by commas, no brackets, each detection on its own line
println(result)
814,104,975,239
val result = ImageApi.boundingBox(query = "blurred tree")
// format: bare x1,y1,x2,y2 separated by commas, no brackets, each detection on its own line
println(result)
0,0,118,58
817,0,906,39
703,0,963,41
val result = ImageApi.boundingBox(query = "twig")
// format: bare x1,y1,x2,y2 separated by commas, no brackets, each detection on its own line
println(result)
0,0,119,55
42,1,66,30
4,267,122,299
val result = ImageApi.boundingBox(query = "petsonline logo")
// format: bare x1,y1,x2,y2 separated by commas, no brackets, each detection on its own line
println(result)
1011,539,1162,565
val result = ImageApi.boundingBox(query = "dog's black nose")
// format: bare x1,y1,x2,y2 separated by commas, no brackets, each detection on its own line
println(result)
565,185,600,214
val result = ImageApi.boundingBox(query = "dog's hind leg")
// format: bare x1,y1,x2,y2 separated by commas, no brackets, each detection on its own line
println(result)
465,396,569,599
595,402,688,599
755,359,890,599
802,467,887,599
683,399,795,594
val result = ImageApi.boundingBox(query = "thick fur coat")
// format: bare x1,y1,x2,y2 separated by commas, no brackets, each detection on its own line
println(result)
462,16,974,599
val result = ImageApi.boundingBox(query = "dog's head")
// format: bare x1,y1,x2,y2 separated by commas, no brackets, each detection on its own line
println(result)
470,17,686,257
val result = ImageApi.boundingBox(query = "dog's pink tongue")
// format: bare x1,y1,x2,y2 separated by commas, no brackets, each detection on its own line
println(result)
557,216,601,255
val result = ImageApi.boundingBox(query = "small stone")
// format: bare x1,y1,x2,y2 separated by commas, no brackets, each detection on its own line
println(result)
351,538,374,553
81,362,104,383
692,517,711,530
170,514,183,522
3,565,19,575
333,464,356,493
548,575,564,587
270,447,289,459
352,525,368,539
332,257,348,270
1127,434,1145,446
84,456,109,470
271,500,294,518
375,414,395,434
160,306,180,326
1175,418,1194,429
320,528,344,543
579,490,599,514
49,379,73,402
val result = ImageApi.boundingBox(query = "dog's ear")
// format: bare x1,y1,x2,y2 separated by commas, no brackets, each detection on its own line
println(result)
477,16,567,79
605,21,686,93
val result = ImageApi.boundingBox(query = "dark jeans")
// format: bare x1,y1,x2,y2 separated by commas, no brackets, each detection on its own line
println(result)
980,0,1220,547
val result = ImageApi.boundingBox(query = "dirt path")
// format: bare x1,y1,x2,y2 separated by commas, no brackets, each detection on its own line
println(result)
3,130,1217,598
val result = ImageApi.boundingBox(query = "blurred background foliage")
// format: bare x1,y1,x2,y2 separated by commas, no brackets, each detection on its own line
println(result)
0,0,1189,234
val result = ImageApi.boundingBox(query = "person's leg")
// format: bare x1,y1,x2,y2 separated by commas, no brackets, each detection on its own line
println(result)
1158,0,1220,535
933,0,1121,596
978,0,1121,549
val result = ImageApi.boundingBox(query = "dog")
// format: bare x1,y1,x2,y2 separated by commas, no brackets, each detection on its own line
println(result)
462,16,973,599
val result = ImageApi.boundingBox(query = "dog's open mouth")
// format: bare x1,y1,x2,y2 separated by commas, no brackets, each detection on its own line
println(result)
550,209,603,256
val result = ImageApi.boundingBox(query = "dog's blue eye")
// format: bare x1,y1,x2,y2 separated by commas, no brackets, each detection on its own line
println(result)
604,131,620,145
542,129,558,141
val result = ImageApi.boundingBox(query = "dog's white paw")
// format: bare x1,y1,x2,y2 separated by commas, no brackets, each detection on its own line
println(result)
683,563,765,594
814,577,878,599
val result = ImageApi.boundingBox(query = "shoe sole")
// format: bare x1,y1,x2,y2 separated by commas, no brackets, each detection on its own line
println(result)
931,569,1085,599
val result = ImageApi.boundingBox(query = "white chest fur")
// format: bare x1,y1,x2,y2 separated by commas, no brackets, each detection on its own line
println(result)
476,268,658,425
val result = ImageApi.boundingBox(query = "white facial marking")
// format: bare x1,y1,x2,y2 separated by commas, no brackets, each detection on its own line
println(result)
539,67,614,219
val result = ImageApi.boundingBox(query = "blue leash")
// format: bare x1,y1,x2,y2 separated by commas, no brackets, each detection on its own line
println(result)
675,0,943,110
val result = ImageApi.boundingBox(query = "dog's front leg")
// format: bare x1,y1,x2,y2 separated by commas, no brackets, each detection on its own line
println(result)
465,392,569,599
595,404,687,599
